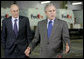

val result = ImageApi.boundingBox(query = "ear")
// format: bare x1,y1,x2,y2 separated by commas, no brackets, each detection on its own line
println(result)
45,11,47,15
10,9,12,13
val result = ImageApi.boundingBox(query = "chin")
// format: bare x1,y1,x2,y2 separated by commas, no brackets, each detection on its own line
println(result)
15,16,19,18
50,18,55,20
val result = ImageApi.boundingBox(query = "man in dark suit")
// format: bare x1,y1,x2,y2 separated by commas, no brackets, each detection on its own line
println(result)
25,3,70,58
1,4,32,58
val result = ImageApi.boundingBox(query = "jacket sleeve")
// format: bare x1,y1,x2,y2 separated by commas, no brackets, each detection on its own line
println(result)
26,17,33,45
1,19,7,49
28,22,40,52
62,21,71,50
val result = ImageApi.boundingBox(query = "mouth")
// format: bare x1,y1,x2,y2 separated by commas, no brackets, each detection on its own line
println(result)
51,15,55,17
14,15,19,18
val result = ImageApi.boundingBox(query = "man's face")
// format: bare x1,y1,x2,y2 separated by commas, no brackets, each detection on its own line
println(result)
45,5,56,20
10,5,19,18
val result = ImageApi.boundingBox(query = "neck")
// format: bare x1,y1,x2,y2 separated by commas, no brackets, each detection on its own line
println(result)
48,18,55,20
12,16,19,19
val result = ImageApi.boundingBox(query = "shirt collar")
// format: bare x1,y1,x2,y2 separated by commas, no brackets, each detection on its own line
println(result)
47,18,55,23
12,16,19,21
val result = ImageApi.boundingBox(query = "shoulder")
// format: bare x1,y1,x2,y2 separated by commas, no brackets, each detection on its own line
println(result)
2,16,11,23
19,16,29,23
19,16,29,20
38,19,46,24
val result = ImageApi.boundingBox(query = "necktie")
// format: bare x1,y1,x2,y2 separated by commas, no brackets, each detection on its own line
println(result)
14,19,18,37
48,20,53,39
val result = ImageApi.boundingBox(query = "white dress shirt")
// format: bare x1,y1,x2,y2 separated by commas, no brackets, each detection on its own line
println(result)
11,16,19,31
47,18,55,29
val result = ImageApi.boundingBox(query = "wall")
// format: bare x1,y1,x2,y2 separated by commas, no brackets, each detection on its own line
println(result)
67,1,83,10
73,10,83,27
16,1,61,9
1,1,14,8
1,1,83,29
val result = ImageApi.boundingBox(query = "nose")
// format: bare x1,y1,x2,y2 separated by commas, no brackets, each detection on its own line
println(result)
51,11,54,14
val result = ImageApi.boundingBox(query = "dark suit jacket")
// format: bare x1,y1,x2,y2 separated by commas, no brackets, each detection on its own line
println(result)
29,18,70,58
1,16,32,58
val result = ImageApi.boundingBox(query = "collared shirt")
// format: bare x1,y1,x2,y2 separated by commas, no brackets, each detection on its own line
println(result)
11,16,19,31
47,18,55,29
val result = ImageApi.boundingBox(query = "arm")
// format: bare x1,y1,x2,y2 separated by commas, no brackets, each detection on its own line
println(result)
62,21,71,54
1,19,7,49
26,17,32,45
29,22,40,51
25,22,40,56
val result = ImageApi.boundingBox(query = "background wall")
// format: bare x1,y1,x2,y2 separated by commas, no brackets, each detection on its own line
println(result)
73,10,83,24
1,1,15,8
1,1,83,29
16,1,62,9
1,1,83,58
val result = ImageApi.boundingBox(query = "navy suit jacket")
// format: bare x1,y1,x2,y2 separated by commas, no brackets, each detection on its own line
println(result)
1,16,32,57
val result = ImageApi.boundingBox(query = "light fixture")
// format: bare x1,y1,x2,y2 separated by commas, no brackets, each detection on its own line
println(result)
72,2,82,5
41,1,51,4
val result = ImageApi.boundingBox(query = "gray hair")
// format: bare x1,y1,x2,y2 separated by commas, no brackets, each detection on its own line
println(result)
44,3,56,12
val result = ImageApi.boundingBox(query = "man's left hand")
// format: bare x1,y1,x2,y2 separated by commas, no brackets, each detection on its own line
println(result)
65,43,70,54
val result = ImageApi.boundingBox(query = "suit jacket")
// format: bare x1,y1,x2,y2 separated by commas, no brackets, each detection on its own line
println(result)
29,18,70,58
1,16,32,58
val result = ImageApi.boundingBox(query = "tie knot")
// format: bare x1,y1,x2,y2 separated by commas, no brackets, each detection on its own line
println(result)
14,19,17,22
49,20,52,24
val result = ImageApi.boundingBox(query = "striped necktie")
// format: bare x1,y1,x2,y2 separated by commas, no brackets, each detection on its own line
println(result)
14,19,18,37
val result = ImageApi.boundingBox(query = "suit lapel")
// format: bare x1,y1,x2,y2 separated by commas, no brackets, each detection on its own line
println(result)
49,18,59,40
18,16,21,37
8,17,13,31
43,19,48,40
8,17,16,37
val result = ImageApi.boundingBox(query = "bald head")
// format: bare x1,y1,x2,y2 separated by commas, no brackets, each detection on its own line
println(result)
10,4,19,18
10,4,19,10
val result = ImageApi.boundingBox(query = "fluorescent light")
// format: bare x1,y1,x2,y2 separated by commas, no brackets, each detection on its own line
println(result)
41,1,51,4
72,2,82,5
